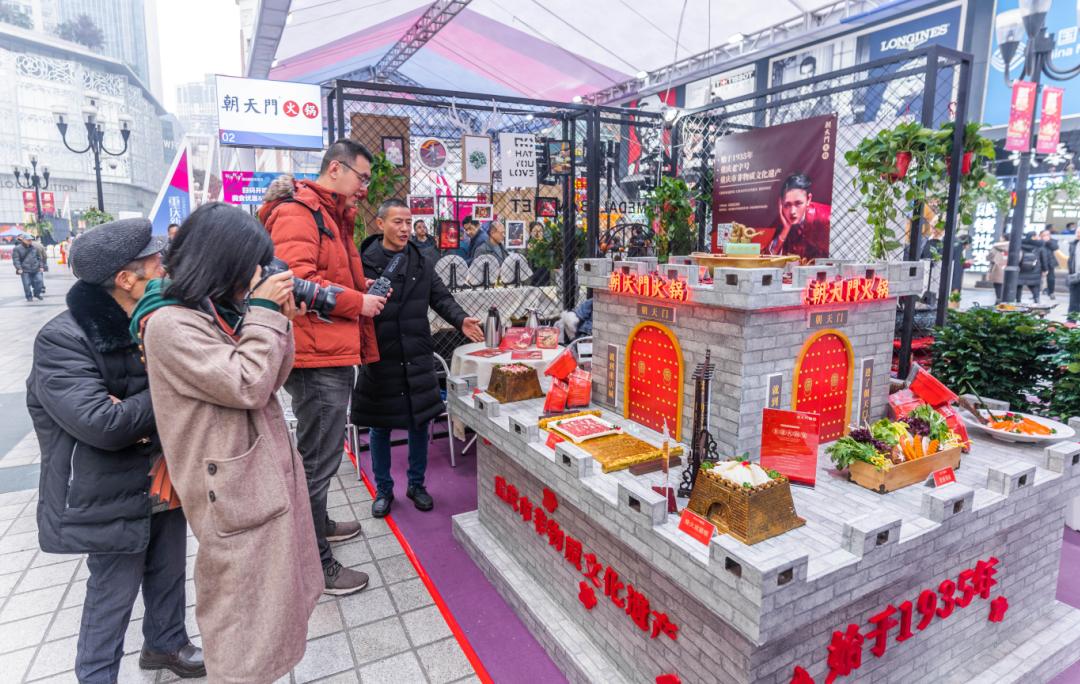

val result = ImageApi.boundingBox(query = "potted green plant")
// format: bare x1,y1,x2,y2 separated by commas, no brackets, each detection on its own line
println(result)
354,151,405,248
644,176,696,261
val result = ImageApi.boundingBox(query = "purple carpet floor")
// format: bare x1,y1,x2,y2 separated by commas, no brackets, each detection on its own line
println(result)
357,430,567,684
363,430,1080,683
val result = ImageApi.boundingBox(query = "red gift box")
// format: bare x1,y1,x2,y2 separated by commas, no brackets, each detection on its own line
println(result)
544,348,577,381
888,389,921,420
909,368,958,407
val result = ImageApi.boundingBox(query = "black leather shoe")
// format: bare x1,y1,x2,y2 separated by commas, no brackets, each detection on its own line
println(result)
407,484,434,511
139,642,206,678
372,492,394,518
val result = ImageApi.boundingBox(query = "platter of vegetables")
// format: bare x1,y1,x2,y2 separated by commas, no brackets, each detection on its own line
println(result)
828,406,965,493
959,409,1074,444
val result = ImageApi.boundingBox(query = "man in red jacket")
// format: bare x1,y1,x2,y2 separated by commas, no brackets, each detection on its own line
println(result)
259,139,387,596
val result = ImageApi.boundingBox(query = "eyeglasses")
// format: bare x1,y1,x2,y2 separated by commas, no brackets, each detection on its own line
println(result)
338,161,371,187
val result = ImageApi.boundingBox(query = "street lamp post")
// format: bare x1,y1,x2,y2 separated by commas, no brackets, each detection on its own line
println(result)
13,155,49,221
52,103,132,212
995,0,1080,302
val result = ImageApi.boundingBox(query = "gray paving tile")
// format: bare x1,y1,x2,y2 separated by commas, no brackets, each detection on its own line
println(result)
31,550,77,569
14,559,79,593
46,606,83,641
332,539,372,567
358,517,391,539
388,578,434,613
375,555,417,584
59,579,87,609
416,637,474,684
306,599,344,640
1,584,65,623
293,632,353,683
116,651,157,684
0,501,28,521
0,490,35,507
0,645,38,682
123,618,145,654
401,606,452,648
339,586,396,628
5,514,39,535
0,569,20,597
0,529,39,553
341,562,382,590
0,613,52,654
365,535,403,562
358,651,427,684
25,634,78,680
312,670,359,683
25,671,78,683
0,548,35,574
348,616,411,666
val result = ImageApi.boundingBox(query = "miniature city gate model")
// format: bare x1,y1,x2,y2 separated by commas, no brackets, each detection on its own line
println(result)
446,256,1080,683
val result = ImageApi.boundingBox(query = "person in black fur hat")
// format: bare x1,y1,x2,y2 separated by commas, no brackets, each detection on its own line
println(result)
26,218,204,683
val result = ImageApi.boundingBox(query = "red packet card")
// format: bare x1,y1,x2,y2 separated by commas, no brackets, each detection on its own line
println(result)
535,327,559,349
512,350,543,360
544,348,577,381
499,328,533,351
566,369,591,408
468,348,505,358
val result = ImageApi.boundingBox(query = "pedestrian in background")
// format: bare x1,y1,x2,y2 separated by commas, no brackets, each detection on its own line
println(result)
259,139,387,596
13,233,45,301
1039,226,1059,300
987,236,1008,303
1017,232,1050,303
1068,224,1080,315
135,202,321,682
473,220,509,264
28,218,203,683
353,199,484,518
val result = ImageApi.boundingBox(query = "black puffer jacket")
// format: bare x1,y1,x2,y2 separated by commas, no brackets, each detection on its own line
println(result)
28,281,159,554
352,236,468,429
1018,237,1051,287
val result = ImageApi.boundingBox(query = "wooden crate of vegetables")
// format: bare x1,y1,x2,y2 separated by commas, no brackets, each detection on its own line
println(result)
828,405,964,494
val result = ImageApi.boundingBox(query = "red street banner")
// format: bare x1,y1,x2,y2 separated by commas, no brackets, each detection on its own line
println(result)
1005,81,1037,152
712,113,837,264
22,191,36,213
1035,86,1064,155
759,408,820,486
40,192,55,216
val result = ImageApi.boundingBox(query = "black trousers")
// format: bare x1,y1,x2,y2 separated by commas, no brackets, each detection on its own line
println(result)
285,365,354,568
76,508,188,684
1046,268,1056,295
1069,282,1080,314
1017,284,1040,303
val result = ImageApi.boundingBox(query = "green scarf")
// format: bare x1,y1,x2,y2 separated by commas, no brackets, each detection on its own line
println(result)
130,278,182,343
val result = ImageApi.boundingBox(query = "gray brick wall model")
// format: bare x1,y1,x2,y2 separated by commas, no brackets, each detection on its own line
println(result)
448,379,1080,683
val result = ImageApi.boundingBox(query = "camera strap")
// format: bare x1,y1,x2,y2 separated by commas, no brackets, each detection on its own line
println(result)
281,199,335,242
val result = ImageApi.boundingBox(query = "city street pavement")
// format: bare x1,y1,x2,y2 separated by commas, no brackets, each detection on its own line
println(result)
0,263,477,684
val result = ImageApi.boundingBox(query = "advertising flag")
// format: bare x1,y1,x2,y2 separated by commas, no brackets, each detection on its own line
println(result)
1035,86,1065,154
148,144,193,236
1004,81,1037,152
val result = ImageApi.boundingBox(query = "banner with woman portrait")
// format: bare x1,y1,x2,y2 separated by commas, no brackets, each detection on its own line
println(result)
711,113,837,263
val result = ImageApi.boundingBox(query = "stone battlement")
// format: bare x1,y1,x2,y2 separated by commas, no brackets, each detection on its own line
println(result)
449,383,1079,658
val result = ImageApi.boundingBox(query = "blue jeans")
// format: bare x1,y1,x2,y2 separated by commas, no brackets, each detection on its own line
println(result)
20,270,43,299
369,422,430,496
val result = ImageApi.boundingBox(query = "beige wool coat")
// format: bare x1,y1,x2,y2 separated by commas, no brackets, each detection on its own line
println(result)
143,305,322,683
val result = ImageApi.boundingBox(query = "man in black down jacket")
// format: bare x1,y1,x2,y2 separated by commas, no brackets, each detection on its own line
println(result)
13,233,46,301
353,199,484,518
26,218,204,683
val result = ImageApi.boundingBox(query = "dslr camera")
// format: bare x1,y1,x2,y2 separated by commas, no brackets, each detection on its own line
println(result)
261,257,342,321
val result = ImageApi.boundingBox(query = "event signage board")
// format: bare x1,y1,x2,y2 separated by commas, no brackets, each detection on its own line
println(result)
221,171,317,205
1005,81,1038,152
1035,86,1065,154
759,408,820,486
807,309,849,329
499,133,537,188
215,75,323,150
605,344,618,407
712,113,836,263
684,65,756,109
636,302,676,324
985,0,1080,126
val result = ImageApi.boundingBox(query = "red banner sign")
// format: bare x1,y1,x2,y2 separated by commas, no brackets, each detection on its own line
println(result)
1035,86,1065,155
40,191,55,216
803,276,889,307
22,191,36,213
760,408,820,486
608,271,689,303
677,508,714,546
1005,81,1037,152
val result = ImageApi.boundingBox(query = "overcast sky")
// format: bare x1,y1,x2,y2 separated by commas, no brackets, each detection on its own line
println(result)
155,0,242,111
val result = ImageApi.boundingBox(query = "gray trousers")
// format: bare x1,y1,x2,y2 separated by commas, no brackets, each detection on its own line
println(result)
76,507,189,684
285,365,354,568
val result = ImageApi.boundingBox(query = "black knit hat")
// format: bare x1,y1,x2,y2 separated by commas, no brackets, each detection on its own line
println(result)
69,218,166,285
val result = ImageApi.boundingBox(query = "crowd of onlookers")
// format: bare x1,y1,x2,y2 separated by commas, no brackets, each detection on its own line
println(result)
985,221,1080,313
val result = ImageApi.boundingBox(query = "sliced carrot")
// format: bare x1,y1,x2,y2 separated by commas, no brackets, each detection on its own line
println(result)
928,439,939,454
912,436,924,459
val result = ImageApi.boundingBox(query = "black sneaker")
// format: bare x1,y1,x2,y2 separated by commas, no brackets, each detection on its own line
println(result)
326,518,361,542
139,642,206,678
34,294,43,301
323,560,369,596
407,484,434,511
372,492,393,518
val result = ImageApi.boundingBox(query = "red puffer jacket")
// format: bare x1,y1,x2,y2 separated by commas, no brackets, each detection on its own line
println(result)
258,178,379,367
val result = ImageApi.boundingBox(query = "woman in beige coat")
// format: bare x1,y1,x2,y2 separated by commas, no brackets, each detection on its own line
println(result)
987,236,1009,303
134,203,321,683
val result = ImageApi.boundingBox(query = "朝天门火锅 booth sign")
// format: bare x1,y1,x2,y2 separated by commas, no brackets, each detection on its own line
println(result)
803,276,889,307
608,272,690,303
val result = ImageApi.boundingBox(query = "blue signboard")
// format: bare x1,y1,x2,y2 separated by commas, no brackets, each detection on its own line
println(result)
855,6,962,123
985,0,1080,126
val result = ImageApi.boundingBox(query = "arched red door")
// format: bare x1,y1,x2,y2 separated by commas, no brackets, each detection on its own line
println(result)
793,330,853,442
624,322,683,440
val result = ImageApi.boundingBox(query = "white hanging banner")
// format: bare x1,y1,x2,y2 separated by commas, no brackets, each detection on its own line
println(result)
499,133,536,189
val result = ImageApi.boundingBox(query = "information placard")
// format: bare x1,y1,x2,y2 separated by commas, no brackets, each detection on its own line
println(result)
760,408,820,486
216,75,323,149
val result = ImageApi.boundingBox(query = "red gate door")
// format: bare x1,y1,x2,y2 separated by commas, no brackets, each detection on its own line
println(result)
793,330,853,442
624,322,683,440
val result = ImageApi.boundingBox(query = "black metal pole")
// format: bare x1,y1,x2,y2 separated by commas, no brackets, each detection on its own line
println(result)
1002,54,1045,303
91,133,105,212
326,87,336,148
335,81,347,140
587,108,602,260
561,117,576,311
935,57,972,326
897,47,941,380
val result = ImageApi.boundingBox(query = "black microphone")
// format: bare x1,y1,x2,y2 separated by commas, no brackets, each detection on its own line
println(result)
368,253,404,298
